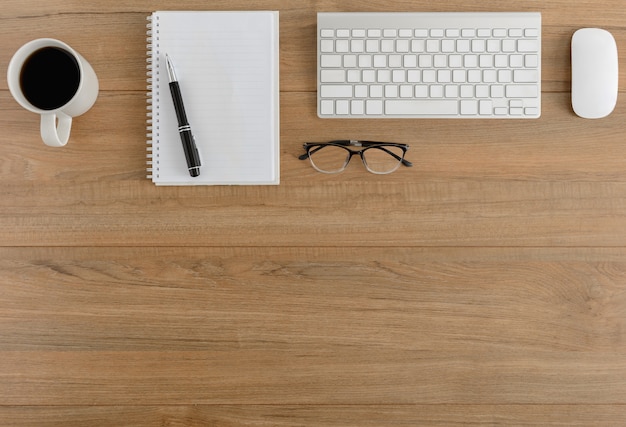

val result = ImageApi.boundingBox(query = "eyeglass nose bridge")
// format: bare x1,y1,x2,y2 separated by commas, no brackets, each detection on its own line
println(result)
339,147,394,173
343,147,364,170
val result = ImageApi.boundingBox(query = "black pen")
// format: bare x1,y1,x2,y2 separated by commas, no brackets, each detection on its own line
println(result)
165,53,201,177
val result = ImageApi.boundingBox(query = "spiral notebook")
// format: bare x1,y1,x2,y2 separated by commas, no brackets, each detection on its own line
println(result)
146,11,280,185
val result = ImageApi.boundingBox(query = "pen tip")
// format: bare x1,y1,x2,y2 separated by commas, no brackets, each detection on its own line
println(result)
165,53,177,82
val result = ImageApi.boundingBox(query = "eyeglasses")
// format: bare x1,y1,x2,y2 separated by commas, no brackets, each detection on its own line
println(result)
299,140,412,174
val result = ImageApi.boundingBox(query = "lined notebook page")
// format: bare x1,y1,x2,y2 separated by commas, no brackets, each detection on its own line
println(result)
148,11,280,185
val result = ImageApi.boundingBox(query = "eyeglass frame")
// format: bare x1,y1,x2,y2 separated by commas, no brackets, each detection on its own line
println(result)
298,140,413,174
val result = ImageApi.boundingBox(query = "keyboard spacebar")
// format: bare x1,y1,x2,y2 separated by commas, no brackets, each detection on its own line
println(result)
386,100,459,115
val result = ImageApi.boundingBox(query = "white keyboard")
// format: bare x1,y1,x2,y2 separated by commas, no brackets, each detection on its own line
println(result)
318,12,541,119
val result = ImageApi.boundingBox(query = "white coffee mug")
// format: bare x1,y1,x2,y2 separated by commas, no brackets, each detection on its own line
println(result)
7,38,99,147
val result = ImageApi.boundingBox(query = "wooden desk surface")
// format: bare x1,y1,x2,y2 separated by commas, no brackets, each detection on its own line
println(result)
1,0,626,425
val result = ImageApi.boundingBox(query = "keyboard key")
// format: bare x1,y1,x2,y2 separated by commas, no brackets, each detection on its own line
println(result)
366,40,379,52
510,55,524,68
460,100,478,115
358,55,372,67
419,55,433,68
502,40,516,52
347,70,360,83
411,39,426,52
434,55,447,67
487,39,500,52
449,55,463,68
407,70,421,82
366,100,383,114
461,29,476,37
476,85,490,98
445,85,459,98
525,107,539,116
525,28,539,37
373,55,386,67
321,55,342,67
491,85,505,98
403,54,417,68
525,54,539,67
351,100,365,114
355,85,368,97
335,40,349,52
320,85,352,98
472,39,486,52
377,70,391,82
442,39,456,53
381,40,395,52
506,84,538,98
453,70,466,83
438,70,452,83
389,55,402,67
423,70,436,83
431,29,445,37
400,85,414,97
431,85,444,98
517,39,539,52
320,40,334,52
321,70,346,82
493,28,507,37
351,39,364,52
457,39,471,52
344,55,357,68
427,40,440,52
494,54,508,68
320,100,334,114
385,85,399,97
415,85,429,97
479,100,493,115
336,100,349,114
386,99,458,115
513,69,539,82
396,39,410,52
393,69,406,82
370,85,383,97
363,70,376,82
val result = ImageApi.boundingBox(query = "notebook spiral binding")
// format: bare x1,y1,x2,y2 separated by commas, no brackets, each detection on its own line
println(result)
146,15,159,180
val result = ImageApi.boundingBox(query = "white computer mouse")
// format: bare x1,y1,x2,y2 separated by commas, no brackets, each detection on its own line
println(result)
571,28,619,119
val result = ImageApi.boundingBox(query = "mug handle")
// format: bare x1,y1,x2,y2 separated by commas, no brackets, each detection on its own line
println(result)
41,112,72,147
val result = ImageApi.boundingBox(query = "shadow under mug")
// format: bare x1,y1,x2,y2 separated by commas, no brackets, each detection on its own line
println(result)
7,38,99,147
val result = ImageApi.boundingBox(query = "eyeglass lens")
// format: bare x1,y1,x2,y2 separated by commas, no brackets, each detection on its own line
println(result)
362,146,405,174
308,144,404,174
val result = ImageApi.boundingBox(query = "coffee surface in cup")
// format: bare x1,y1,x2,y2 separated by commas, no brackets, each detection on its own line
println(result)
20,47,80,110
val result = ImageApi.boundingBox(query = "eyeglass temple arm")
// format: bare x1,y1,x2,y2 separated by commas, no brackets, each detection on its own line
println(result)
376,147,413,167
298,143,329,160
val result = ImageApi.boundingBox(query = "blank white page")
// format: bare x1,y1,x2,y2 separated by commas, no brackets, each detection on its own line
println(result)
148,11,280,185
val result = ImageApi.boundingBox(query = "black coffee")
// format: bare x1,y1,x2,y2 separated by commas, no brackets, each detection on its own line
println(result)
20,47,80,110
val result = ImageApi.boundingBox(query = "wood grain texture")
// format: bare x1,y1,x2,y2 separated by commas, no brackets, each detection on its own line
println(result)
3,405,626,427
1,0,626,425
